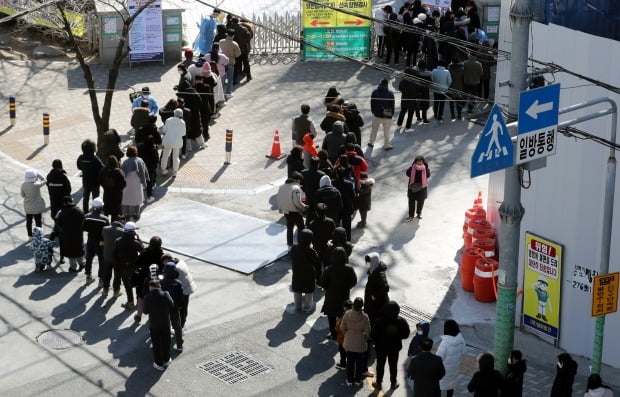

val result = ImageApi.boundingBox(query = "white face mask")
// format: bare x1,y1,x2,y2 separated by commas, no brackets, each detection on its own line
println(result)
557,361,563,369
178,70,183,75
417,330,423,335
508,357,512,365
142,94,150,99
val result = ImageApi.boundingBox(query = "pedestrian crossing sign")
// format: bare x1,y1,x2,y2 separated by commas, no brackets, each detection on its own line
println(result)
471,105,514,178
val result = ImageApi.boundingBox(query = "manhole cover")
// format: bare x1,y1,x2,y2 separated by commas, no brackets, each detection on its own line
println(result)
197,351,271,384
37,329,83,349
400,305,434,324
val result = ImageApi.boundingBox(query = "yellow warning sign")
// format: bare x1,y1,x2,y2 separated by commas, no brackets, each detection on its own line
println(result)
302,0,371,28
592,272,619,317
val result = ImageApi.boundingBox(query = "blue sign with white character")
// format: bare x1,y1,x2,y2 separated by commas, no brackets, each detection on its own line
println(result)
516,84,561,164
471,105,514,178
518,84,560,135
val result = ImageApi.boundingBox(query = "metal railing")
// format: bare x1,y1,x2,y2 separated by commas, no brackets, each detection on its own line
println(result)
249,11,301,56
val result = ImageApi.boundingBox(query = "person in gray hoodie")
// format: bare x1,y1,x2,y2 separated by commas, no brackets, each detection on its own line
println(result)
321,121,347,163
431,59,452,122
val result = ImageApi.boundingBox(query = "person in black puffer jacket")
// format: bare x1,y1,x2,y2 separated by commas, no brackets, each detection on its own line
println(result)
46,159,71,219
161,262,184,351
502,350,527,397
397,68,417,130
76,139,104,214
550,353,578,397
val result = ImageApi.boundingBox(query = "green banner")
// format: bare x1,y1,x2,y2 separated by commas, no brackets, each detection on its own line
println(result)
303,26,370,60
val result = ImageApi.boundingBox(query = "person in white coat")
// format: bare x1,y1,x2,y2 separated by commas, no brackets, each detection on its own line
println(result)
160,108,186,176
436,319,466,397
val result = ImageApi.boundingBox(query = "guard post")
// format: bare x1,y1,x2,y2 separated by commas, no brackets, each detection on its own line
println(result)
43,113,50,144
224,128,233,165
9,97,16,125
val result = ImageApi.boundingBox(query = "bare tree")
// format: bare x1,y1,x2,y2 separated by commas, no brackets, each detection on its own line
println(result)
1,0,158,148
56,0,157,147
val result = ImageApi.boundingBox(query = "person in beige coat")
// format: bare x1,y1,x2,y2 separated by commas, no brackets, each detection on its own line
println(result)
21,169,46,239
276,171,307,247
341,297,371,386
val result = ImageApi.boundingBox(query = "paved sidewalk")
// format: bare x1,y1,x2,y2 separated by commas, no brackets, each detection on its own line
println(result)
1,58,618,396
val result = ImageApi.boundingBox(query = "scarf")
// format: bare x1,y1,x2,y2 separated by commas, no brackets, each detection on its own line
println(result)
409,163,428,188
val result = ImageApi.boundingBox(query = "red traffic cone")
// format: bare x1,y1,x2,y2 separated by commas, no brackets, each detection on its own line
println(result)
474,191,483,208
266,129,286,159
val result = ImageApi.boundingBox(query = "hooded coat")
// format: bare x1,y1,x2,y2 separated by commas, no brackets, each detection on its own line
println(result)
364,252,390,321
21,176,46,215
437,332,466,390
320,247,357,317
301,167,326,206
408,321,430,356
46,167,71,218
76,142,104,189
501,359,527,397
341,308,372,353
326,227,353,263
315,176,343,225
372,301,411,353
55,202,85,258
322,121,347,163
98,129,124,162
31,227,56,266
291,229,321,293
357,177,375,212
308,215,336,265
550,353,578,397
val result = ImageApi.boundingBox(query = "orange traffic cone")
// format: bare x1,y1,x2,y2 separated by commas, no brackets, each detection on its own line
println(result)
266,129,286,159
474,192,483,208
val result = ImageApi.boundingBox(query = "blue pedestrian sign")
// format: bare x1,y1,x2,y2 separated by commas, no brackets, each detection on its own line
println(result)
518,84,560,135
471,105,514,178
516,84,561,164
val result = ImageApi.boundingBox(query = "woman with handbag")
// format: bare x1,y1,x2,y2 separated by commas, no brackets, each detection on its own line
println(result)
405,155,430,222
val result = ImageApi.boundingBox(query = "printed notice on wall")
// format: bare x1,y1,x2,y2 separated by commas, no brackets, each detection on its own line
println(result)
128,0,164,62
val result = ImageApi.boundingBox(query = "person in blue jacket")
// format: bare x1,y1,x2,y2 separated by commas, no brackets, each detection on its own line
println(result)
193,8,221,55
131,87,159,116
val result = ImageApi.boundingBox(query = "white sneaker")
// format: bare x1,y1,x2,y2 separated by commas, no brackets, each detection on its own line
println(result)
180,154,187,160
153,362,165,371
163,358,172,367
146,196,155,203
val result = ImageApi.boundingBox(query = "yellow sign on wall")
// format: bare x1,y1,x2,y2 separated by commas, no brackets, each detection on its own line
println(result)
302,0,371,28
592,272,619,317
522,232,563,339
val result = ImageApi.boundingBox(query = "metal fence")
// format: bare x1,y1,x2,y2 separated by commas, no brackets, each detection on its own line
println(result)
249,11,301,56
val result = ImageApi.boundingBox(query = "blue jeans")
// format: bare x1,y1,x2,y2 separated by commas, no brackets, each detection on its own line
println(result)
224,64,234,96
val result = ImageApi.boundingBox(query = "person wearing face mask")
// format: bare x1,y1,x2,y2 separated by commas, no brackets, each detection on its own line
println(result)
437,320,466,397
407,321,430,357
550,353,578,397
406,155,431,221
131,87,159,116
502,350,527,397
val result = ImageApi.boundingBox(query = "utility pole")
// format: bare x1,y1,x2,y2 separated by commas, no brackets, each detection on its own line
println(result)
493,0,531,375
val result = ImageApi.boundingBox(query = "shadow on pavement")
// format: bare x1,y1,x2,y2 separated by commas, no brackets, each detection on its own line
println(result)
1,243,32,269
252,257,289,286
50,284,98,325
266,304,307,347
28,271,76,301
295,322,336,381
117,357,165,397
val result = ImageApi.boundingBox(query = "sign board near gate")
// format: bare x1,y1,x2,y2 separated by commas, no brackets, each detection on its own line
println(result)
302,0,372,60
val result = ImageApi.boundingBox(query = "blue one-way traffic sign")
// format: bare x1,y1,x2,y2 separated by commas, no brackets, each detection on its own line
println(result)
471,104,514,178
517,84,560,164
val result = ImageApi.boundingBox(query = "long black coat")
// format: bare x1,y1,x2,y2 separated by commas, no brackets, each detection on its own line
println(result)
550,355,577,397
55,204,85,258
291,229,321,293
46,168,71,218
333,177,356,215
315,185,343,225
301,168,326,206
98,167,126,218
501,360,527,397
406,162,431,200
320,247,357,317
364,262,390,321
309,216,336,264
407,351,446,397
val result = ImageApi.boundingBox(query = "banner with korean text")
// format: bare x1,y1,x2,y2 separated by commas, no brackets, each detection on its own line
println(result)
302,0,372,60
522,232,563,339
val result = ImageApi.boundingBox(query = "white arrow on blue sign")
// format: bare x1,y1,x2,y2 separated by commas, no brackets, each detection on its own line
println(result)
471,104,514,178
516,84,561,164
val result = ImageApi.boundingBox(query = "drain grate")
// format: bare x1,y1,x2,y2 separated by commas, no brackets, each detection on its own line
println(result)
400,305,434,325
37,329,83,349
197,351,271,384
